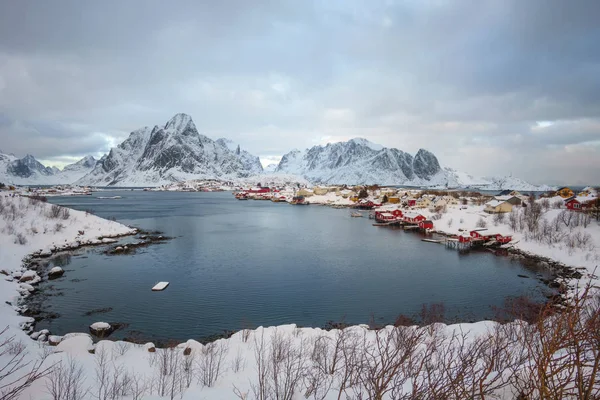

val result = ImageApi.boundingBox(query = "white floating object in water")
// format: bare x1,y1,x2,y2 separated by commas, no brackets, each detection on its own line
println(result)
152,282,169,291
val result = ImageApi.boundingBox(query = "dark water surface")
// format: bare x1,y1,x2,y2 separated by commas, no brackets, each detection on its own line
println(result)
31,191,552,342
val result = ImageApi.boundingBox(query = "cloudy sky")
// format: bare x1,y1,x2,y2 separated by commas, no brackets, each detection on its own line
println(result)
1,0,599,185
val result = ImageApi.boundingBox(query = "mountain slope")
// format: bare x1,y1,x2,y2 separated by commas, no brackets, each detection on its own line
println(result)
77,114,262,186
275,139,447,185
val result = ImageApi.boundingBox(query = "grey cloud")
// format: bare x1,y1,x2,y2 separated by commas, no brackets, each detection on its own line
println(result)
0,0,599,183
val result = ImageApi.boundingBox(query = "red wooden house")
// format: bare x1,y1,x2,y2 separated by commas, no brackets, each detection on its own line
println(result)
565,197,597,211
418,220,434,230
403,212,426,224
407,199,416,207
391,209,403,219
375,212,396,222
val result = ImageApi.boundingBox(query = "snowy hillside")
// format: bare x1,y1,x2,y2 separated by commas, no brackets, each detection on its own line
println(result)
0,152,97,185
76,114,263,186
216,138,263,175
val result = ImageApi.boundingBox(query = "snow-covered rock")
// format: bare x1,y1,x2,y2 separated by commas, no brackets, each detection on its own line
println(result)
48,266,64,279
89,322,113,338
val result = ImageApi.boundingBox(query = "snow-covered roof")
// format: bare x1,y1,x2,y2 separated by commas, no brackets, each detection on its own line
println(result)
494,195,518,201
403,211,424,218
570,196,598,204
485,200,508,207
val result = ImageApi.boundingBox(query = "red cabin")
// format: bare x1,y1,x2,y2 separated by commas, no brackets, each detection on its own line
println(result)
565,197,596,211
375,212,396,222
495,234,512,244
403,212,426,224
470,229,501,242
392,209,403,218
407,199,416,207
418,220,434,230
246,187,271,194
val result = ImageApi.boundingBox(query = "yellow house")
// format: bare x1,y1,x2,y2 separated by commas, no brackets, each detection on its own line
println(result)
484,200,513,214
388,197,400,204
416,197,432,208
556,187,574,199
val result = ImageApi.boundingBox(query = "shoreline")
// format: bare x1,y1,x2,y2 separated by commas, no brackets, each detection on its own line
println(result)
2,192,595,348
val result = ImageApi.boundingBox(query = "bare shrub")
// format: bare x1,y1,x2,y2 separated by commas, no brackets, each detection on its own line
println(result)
45,356,88,400
553,199,563,209
540,198,550,210
493,211,506,225
13,233,27,245
1,326,53,400
112,341,131,358
231,348,246,373
270,329,307,400
196,341,228,387
60,207,70,220
54,223,65,233
48,204,62,219
447,218,453,227
476,217,487,228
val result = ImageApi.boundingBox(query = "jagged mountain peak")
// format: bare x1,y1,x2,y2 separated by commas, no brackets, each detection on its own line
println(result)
164,113,196,134
76,114,263,186
348,137,384,151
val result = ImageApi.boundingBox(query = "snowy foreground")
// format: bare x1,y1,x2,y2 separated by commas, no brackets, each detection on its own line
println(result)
1,193,600,399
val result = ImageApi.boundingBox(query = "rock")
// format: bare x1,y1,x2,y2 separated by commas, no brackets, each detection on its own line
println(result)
101,238,117,244
88,345,96,354
517,274,529,279
37,334,47,342
19,283,35,292
5,276,14,282
19,271,39,283
48,267,64,279
0,269,8,276
89,322,114,338
39,249,52,257
183,347,192,356
48,335,63,346
39,329,50,335
30,331,41,340
114,246,123,252
144,342,156,353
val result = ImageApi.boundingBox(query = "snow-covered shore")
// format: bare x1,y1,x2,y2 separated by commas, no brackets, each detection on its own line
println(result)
0,194,136,335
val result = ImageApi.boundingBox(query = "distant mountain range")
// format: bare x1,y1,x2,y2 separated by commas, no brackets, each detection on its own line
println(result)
0,113,555,191
0,152,96,185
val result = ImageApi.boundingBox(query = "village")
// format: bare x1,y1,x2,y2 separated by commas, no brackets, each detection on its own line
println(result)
232,184,600,258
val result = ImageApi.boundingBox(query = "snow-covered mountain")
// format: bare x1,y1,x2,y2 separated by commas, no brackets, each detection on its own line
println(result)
76,114,263,186
215,138,263,175
275,138,448,185
0,152,97,185
263,163,278,173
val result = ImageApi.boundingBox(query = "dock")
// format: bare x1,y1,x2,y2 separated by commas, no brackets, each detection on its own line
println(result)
152,282,169,291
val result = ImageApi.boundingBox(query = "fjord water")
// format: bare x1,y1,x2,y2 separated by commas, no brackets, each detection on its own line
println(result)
36,191,552,342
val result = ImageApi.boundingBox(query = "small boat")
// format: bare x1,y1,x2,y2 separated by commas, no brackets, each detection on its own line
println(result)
350,212,362,217
152,282,169,291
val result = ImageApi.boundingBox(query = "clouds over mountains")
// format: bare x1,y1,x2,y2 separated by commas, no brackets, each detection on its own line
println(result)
0,0,599,184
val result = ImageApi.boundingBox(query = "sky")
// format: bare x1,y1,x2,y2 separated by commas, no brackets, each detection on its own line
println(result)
0,0,599,185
